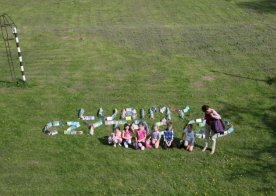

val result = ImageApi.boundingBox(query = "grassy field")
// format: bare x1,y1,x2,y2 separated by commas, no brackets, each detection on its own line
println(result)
0,0,275,195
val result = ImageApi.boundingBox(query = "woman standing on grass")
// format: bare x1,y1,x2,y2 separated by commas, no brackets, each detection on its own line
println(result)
201,105,222,154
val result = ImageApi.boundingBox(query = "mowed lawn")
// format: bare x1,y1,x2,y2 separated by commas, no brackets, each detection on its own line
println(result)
0,0,275,195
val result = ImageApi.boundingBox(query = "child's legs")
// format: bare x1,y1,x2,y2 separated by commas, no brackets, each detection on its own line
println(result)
184,140,188,147
138,142,145,149
136,142,141,149
188,145,194,151
114,138,122,144
211,132,218,152
123,140,129,148
134,142,139,149
164,141,173,149
127,139,132,144
154,140,160,149
108,136,113,144
168,140,175,148
163,142,168,149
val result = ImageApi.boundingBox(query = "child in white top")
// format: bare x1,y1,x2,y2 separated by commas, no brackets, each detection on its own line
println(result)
108,127,122,147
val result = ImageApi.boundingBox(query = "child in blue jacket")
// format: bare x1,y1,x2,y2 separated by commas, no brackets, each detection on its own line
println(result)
163,122,175,149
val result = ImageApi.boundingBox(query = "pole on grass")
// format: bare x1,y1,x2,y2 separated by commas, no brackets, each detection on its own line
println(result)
0,13,26,83
12,26,26,82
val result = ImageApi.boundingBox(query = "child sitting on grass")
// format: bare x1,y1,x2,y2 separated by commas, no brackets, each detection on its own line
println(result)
163,122,175,149
108,127,122,147
122,123,132,148
134,122,147,150
179,124,195,152
149,125,161,149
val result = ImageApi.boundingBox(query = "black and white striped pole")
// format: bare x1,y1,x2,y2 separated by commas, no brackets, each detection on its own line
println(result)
12,26,26,82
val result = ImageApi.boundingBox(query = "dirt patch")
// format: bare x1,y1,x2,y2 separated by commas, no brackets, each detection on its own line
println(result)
29,160,40,165
61,35,71,40
202,75,215,81
192,81,205,88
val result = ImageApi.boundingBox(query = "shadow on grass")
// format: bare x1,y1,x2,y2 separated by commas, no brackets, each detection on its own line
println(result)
211,70,275,85
98,136,110,146
229,147,275,192
194,142,204,150
237,0,276,13
0,79,28,88
0,80,16,86
219,101,275,193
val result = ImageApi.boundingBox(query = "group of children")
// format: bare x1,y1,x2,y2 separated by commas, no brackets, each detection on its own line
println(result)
107,104,224,154
107,121,195,151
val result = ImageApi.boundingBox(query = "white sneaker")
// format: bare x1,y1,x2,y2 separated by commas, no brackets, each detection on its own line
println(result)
141,146,145,151
113,144,116,147
210,150,215,155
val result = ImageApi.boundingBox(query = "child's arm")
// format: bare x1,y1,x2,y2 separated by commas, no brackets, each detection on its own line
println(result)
142,131,146,142
171,130,174,141
118,131,122,139
163,132,167,142
157,132,161,141
164,132,171,145
180,132,185,143
183,127,188,141
180,128,185,141
122,131,125,139
191,137,195,146
191,131,195,145
210,110,221,119
168,131,174,146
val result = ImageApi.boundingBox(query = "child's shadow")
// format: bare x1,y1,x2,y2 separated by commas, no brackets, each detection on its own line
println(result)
98,136,109,146
194,143,203,149
194,143,211,151
174,138,181,146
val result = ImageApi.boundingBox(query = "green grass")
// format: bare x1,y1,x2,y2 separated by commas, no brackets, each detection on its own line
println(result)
0,0,275,195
